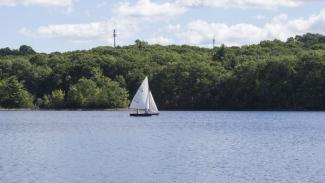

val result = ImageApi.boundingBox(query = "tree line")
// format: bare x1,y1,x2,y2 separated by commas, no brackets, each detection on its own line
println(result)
0,33,324,109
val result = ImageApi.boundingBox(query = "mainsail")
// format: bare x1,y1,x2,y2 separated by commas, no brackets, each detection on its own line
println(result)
129,77,149,110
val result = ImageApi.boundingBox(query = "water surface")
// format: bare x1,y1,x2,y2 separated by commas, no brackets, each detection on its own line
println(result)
0,111,325,183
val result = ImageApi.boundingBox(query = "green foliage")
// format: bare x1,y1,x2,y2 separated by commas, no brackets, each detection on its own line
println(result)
0,76,33,108
0,45,35,56
42,90,65,108
213,44,226,61
67,74,129,108
19,45,36,55
295,33,325,48
94,74,129,108
0,33,325,109
67,78,99,108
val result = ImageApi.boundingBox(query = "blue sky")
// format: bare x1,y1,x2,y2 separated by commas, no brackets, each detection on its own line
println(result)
1,0,325,52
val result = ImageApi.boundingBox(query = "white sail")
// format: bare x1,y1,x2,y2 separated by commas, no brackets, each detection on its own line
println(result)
149,91,159,113
129,77,149,109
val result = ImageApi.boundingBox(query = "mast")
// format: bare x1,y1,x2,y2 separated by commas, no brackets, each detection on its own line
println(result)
145,89,150,112
148,91,159,113
113,29,117,48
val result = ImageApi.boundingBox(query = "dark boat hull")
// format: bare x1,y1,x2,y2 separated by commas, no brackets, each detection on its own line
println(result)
130,113,159,117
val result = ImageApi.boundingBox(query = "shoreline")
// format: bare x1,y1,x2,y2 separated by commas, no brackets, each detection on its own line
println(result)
0,108,324,112
0,108,130,111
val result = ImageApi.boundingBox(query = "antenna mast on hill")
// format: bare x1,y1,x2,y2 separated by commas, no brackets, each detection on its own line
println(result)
113,29,117,48
213,36,216,48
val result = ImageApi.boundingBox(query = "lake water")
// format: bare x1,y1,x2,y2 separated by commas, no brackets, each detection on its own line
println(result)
0,111,325,183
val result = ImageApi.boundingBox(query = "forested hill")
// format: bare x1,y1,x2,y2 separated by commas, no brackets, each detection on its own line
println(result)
0,33,325,110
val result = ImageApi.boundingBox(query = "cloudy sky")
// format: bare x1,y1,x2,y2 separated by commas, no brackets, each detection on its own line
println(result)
1,0,325,52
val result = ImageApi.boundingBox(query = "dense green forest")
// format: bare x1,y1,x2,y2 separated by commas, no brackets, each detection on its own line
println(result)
0,33,324,110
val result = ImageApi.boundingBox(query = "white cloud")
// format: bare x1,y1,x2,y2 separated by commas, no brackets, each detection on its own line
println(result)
148,36,173,45
112,0,309,21
114,0,186,20
0,0,72,10
20,17,140,44
176,0,303,9
175,20,267,46
171,9,325,47
21,9,325,47
265,11,325,40
19,0,325,48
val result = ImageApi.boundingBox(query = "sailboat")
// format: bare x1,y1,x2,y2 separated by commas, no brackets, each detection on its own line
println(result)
129,76,159,116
